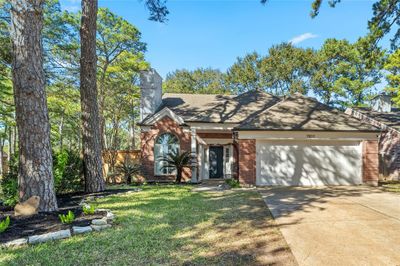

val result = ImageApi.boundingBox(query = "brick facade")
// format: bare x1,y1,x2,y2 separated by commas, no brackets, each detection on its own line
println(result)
140,116,192,181
380,130,400,180
140,115,383,185
346,108,400,180
238,139,256,185
362,140,379,186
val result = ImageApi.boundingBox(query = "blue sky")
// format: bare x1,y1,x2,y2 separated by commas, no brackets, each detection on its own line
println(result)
60,0,380,79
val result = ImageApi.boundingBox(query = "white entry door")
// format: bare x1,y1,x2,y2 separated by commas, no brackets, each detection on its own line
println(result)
256,140,362,186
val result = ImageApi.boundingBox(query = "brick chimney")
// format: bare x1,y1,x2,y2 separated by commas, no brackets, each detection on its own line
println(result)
140,69,162,121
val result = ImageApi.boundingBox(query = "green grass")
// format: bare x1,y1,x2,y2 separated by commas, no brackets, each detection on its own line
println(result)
379,181,400,193
0,185,294,266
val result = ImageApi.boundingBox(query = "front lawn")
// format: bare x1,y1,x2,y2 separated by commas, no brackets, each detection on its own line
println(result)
0,185,295,265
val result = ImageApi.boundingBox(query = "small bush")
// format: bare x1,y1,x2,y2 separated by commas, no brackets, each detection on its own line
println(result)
116,158,140,184
53,150,84,194
0,216,10,233
59,210,75,224
225,178,241,188
0,155,18,207
82,204,95,215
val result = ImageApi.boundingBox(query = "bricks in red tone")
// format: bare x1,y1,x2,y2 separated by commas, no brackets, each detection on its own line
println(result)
238,139,256,185
362,140,379,186
140,116,191,181
346,108,400,180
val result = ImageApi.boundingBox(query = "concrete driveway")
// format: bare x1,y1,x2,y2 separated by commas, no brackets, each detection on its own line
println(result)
259,186,400,266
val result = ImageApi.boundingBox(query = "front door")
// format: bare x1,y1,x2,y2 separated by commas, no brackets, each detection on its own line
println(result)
209,146,223,178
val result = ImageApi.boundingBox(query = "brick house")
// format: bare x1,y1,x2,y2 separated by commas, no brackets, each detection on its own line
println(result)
139,69,381,186
346,95,400,181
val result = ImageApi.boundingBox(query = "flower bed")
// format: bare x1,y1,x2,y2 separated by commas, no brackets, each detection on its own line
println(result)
0,208,107,244
1,208,115,248
0,187,141,248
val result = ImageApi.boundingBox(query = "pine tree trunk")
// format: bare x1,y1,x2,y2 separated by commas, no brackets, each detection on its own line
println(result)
7,126,12,162
0,137,4,177
99,63,108,151
80,0,105,192
59,109,65,150
10,0,58,211
12,126,17,157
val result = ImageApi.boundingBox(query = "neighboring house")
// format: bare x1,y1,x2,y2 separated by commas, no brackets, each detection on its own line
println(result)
139,69,381,186
346,95,400,180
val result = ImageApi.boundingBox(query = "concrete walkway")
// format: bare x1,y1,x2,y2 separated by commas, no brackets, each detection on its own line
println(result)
259,186,400,266
192,180,226,192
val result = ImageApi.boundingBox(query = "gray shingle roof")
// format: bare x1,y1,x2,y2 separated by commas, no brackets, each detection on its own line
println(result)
351,107,400,131
141,91,380,132
142,90,280,124
237,94,380,132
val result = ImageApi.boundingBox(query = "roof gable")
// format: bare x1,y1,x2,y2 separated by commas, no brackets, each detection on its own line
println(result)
140,107,185,126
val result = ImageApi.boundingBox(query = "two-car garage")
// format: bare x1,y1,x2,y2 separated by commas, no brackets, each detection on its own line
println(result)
256,139,363,186
235,94,380,187
238,130,379,187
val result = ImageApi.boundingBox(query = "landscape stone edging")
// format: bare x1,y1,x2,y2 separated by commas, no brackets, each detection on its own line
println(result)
0,210,115,249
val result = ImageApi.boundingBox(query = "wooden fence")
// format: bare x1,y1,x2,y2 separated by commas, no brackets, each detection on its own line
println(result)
102,150,141,183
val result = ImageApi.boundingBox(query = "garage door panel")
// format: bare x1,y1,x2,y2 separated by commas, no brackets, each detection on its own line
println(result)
257,140,362,186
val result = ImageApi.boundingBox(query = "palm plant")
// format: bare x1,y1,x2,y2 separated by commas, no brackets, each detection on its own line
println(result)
116,158,141,184
160,150,192,183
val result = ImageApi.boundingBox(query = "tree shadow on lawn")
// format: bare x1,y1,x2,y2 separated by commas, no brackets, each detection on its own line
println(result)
0,186,296,266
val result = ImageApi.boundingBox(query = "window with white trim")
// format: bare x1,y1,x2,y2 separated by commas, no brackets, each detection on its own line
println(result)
154,133,179,175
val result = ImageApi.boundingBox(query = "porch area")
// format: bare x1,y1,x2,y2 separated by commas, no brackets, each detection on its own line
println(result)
192,131,237,183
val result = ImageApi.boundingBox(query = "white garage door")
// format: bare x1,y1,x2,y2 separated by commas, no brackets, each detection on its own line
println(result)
256,140,362,186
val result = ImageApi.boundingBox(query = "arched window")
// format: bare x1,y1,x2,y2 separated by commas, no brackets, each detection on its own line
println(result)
154,133,179,175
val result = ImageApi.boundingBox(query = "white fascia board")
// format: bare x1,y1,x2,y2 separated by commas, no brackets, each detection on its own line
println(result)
187,122,238,132
141,126,151,132
145,107,185,125
237,131,379,141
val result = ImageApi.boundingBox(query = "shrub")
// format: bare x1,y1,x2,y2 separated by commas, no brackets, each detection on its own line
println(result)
116,158,140,184
53,150,84,194
59,210,75,224
82,204,95,215
0,155,18,207
225,178,241,188
0,216,10,233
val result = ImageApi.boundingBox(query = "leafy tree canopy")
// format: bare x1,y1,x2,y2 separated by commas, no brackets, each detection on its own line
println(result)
164,68,229,94
384,49,400,106
309,0,400,49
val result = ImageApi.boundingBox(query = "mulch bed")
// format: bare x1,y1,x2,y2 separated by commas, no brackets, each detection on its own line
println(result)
0,188,139,244
0,210,106,244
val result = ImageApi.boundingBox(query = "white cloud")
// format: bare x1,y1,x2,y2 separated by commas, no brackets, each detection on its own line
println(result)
289,33,318,45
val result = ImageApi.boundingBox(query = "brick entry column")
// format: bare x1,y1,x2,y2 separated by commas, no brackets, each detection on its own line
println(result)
238,139,256,186
362,140,379,186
